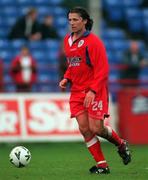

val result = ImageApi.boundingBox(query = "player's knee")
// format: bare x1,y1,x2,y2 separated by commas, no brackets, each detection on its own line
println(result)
90,127,101,135
79,126,90,136
90,126,105,136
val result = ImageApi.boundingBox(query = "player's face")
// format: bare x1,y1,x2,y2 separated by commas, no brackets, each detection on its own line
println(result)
68,13,87,33
21,48,29,56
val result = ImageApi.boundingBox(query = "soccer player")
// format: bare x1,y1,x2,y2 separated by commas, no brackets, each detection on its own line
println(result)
59,7,131,174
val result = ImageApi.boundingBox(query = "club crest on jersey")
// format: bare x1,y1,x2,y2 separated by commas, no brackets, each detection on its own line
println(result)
78,40,84,47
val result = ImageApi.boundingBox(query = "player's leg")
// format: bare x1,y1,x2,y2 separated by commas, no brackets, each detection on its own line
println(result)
76,112,110,174
70,92,109,174
90,120,123,146
89,118,131,165
89,93,123,146
88,87,131,165
87,117,110,174
102,125,131,165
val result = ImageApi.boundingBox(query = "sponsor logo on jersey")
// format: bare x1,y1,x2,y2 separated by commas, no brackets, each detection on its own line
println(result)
78,40,84,47
67,57,81,67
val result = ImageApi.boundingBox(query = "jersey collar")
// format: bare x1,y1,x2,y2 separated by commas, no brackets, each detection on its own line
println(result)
68,30,90,46
83,30,90,37
70,30,90,38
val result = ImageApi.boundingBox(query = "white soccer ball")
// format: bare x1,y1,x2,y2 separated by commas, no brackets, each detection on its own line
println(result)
9,146,31,168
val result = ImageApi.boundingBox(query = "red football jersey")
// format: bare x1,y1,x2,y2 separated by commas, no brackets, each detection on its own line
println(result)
64,31,109,93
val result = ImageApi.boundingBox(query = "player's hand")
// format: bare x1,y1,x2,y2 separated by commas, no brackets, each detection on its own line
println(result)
59,78,68,89
84,90,95,108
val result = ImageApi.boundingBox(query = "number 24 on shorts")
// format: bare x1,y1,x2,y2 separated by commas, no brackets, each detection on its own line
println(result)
92,100,103,111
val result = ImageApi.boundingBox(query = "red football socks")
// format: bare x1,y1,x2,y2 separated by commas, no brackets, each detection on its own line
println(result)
106,126,123,146
85,136,108,168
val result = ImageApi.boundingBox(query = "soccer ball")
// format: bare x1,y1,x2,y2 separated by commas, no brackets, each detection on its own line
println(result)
9,146,31,168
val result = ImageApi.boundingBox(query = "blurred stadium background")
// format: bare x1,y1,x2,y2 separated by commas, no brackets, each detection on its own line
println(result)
0,0,148,179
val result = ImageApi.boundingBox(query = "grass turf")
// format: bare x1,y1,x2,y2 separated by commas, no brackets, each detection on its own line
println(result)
0,142,148,180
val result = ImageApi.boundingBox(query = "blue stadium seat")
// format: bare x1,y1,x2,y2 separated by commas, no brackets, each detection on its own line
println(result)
0,50,17,62
57,28,68,38
139,67,148,81
28,41,46,50
125,8,143,19
111,40,130,52
143,9,148,18
53,7,67,16
33,0,50,4
137,40,145,51
32,51,45,61
38,69,58,82
0,29,7,39
4,17,17,27
0,17,5,27
5,84,16,92
32,84,53,92
123,0,141,7
108,9,123,22
37,6,51,16
143,18,148,35
2,7,19,16
109,69,120,80
45,51,59,63
107,51,114,63
39,85,59,92
105,0,124,22
3,74,12,83
125,8,143,33
101,20,108,29
102,39,112,51
101,28,126,39
54,17,68,28
143,9,148,35
107,51,124,64
114,52,124,63
0,0,16,5
18,0,36,6
143,51,148,59
33,0,63,6
47,0,63,5
11,40,27,49
45,40,60,50
38,74,49,82
0,40,11,49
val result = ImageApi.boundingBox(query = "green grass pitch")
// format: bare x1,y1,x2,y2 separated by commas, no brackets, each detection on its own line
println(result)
1,142,148,180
